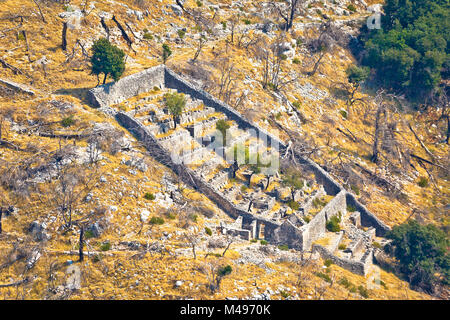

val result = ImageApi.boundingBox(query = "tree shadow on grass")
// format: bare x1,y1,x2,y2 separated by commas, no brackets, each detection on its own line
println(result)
53,87,96,107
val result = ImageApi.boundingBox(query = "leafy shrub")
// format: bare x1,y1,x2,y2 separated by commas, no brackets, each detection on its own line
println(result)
205,227,212,236
243,19,251,25
162,43,172,63
338,243,347,250
218,265,232,277
338,277,351,288
149,217,165,225
417,176,429,188
177,29,186,39
347,205,356,212
304,216,311,223
278,244,289,251
288,200,300,211
260,240,268,245
326,215,341,232
292,100,301,109
84,230,95,239
144,192,155,200
358,285,369,298
196,0,203,7
324,259,333,267
387,220,449,293
100,241,111,251
315,272,331,283
143,32,153,40
372,241,382,249
292,57,300,64
250,239,257,243
347,4,356,12
61,115,75,127
339,109,348,119
351,185,360,195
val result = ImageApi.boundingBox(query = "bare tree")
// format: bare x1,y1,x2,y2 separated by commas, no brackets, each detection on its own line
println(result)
270,0,302,31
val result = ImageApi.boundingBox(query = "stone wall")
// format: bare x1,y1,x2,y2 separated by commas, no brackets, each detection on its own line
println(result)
115,111,281,239
301,190,347,250
87,65,165,108
88,65,390,237
346,193,390,236
312,244,373,276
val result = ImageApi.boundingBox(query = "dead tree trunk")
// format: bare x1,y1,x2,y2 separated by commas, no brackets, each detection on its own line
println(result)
112,15,133,48
309,51,325,76
62,22,68,51
0,208,3,234
371,103,385,163
100,17,110,39
78,226,84,262
32,0,46,23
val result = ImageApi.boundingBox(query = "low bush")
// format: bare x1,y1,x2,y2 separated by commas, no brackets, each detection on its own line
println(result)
149,217,164,225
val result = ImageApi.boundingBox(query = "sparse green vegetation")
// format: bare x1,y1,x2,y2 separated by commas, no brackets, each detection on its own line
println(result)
205,227,212,236
278,244,289,251
347,4,356,12
149,217,165,225
61,115,75,127
358,285,369,298
417,176,429,188
144,192,155,200
315,272,331,283
351,184,360,195
162,43,172,64
177,29,186,39
143,32,153,40
326,215,341,232
100,241,111,251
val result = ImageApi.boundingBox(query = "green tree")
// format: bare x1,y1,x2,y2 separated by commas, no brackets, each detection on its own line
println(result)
216,119,230,146
281,167,304,201
387,220,449,293
162,43,172,64
346,65,370,110
164,92,186,129
361,0,449,101
90,38,125,85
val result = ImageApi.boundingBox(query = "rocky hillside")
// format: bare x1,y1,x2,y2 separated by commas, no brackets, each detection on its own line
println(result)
0,0,447,300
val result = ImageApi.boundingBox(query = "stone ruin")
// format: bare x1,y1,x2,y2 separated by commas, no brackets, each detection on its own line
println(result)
87,65,391,276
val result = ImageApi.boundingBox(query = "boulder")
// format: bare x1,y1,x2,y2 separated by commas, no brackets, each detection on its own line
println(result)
28,221,50,241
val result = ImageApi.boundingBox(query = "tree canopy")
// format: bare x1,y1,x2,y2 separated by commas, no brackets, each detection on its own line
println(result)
360,0,449,100
164,92,186,128
90,38,125,85
387,220,449,293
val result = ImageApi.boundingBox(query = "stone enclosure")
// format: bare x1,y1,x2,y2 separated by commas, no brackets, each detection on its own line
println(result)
87,65,391,276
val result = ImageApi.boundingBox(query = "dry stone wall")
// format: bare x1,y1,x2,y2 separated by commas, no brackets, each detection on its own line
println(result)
88,65,391,244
